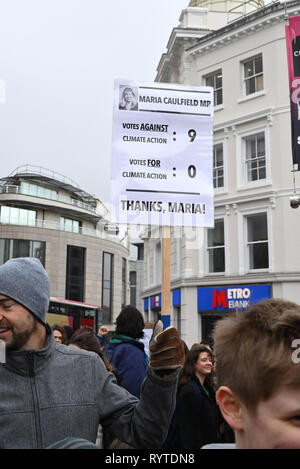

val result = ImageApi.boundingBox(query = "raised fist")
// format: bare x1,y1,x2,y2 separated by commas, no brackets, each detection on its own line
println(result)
149,320,185,372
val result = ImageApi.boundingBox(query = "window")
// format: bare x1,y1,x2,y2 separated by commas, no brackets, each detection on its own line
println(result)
122,258,127,308
244,132,266,182
0,206,36,226
102,252,113,324
213,143,224,189
207,219,225,273
60,217,81,233
243,55,263,95
137,244,144,260
65,245,85,301
205,70,223,106
0,239,46,265
246,213,269,270
31,241,45,263
130,271,137,307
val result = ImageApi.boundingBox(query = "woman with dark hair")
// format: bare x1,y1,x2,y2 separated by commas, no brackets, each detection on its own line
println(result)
52,324,67,344
103,305,147,398
176,344,222,449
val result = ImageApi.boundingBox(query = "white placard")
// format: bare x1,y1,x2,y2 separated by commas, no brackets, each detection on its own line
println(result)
111,80,214,227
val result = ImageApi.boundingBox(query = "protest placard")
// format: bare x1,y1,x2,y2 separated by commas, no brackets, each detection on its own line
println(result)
111,79,214,227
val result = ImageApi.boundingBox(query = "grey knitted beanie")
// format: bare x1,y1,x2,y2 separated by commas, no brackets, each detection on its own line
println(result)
0,257,50,325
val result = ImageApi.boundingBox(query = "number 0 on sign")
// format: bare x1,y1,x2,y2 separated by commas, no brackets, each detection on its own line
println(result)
111,79,214,227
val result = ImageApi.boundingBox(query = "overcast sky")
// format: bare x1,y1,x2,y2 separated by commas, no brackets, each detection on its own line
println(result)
0,0,189,205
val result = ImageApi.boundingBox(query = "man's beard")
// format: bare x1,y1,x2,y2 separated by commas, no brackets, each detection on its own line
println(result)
2,318,38,351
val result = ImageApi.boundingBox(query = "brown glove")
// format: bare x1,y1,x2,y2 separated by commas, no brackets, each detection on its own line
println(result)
149,320,185,372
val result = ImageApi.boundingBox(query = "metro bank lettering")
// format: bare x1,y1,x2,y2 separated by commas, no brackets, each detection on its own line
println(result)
198,285,271,311
212,288,250,309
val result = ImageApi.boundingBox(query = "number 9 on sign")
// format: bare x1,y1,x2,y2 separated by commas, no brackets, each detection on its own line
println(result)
188,129,196,142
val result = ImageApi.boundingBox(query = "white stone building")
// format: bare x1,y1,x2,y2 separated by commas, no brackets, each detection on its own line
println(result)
141,0,300,347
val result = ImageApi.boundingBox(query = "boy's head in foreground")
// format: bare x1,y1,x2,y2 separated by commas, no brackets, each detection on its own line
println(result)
214,298,300,449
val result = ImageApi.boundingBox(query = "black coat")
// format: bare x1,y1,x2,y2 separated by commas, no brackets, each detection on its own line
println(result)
177,377,221,449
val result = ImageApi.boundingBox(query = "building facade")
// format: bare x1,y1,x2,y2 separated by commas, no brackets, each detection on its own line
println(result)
0,165,129,329
141,0,300,347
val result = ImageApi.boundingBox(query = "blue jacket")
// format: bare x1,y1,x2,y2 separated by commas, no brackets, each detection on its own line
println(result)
103,335,147,398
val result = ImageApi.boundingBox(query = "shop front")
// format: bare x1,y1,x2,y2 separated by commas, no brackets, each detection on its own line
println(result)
198,284,271,345
143,289,181,329
143,294,161,323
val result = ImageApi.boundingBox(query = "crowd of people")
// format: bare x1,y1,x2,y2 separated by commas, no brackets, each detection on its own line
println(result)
47,299,300,450
0,257,300,449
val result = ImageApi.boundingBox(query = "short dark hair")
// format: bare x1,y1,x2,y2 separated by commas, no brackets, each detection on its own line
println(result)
115,305,144,339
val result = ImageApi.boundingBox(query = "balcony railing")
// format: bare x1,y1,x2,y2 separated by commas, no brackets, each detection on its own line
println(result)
7,164,81,189
0,184,96,213
0,217,127,247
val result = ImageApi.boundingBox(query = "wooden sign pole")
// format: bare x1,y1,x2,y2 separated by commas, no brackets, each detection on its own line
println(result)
161,225,171,329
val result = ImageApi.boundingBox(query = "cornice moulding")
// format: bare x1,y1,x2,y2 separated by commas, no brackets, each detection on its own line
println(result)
213,187,300,208
188,16,284,56
213,107,289,133
141,272,300,298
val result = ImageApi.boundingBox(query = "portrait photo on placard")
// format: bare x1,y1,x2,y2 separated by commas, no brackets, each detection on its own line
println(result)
119,85,139,111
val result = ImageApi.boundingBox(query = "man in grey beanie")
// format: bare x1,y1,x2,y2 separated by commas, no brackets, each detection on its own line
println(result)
0,257,185,449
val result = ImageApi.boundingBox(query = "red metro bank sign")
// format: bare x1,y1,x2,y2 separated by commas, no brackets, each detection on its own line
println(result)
198,285,271,311
212,287,251,309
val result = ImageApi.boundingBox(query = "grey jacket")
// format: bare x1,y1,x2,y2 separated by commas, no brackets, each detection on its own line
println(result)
0,328,178,449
